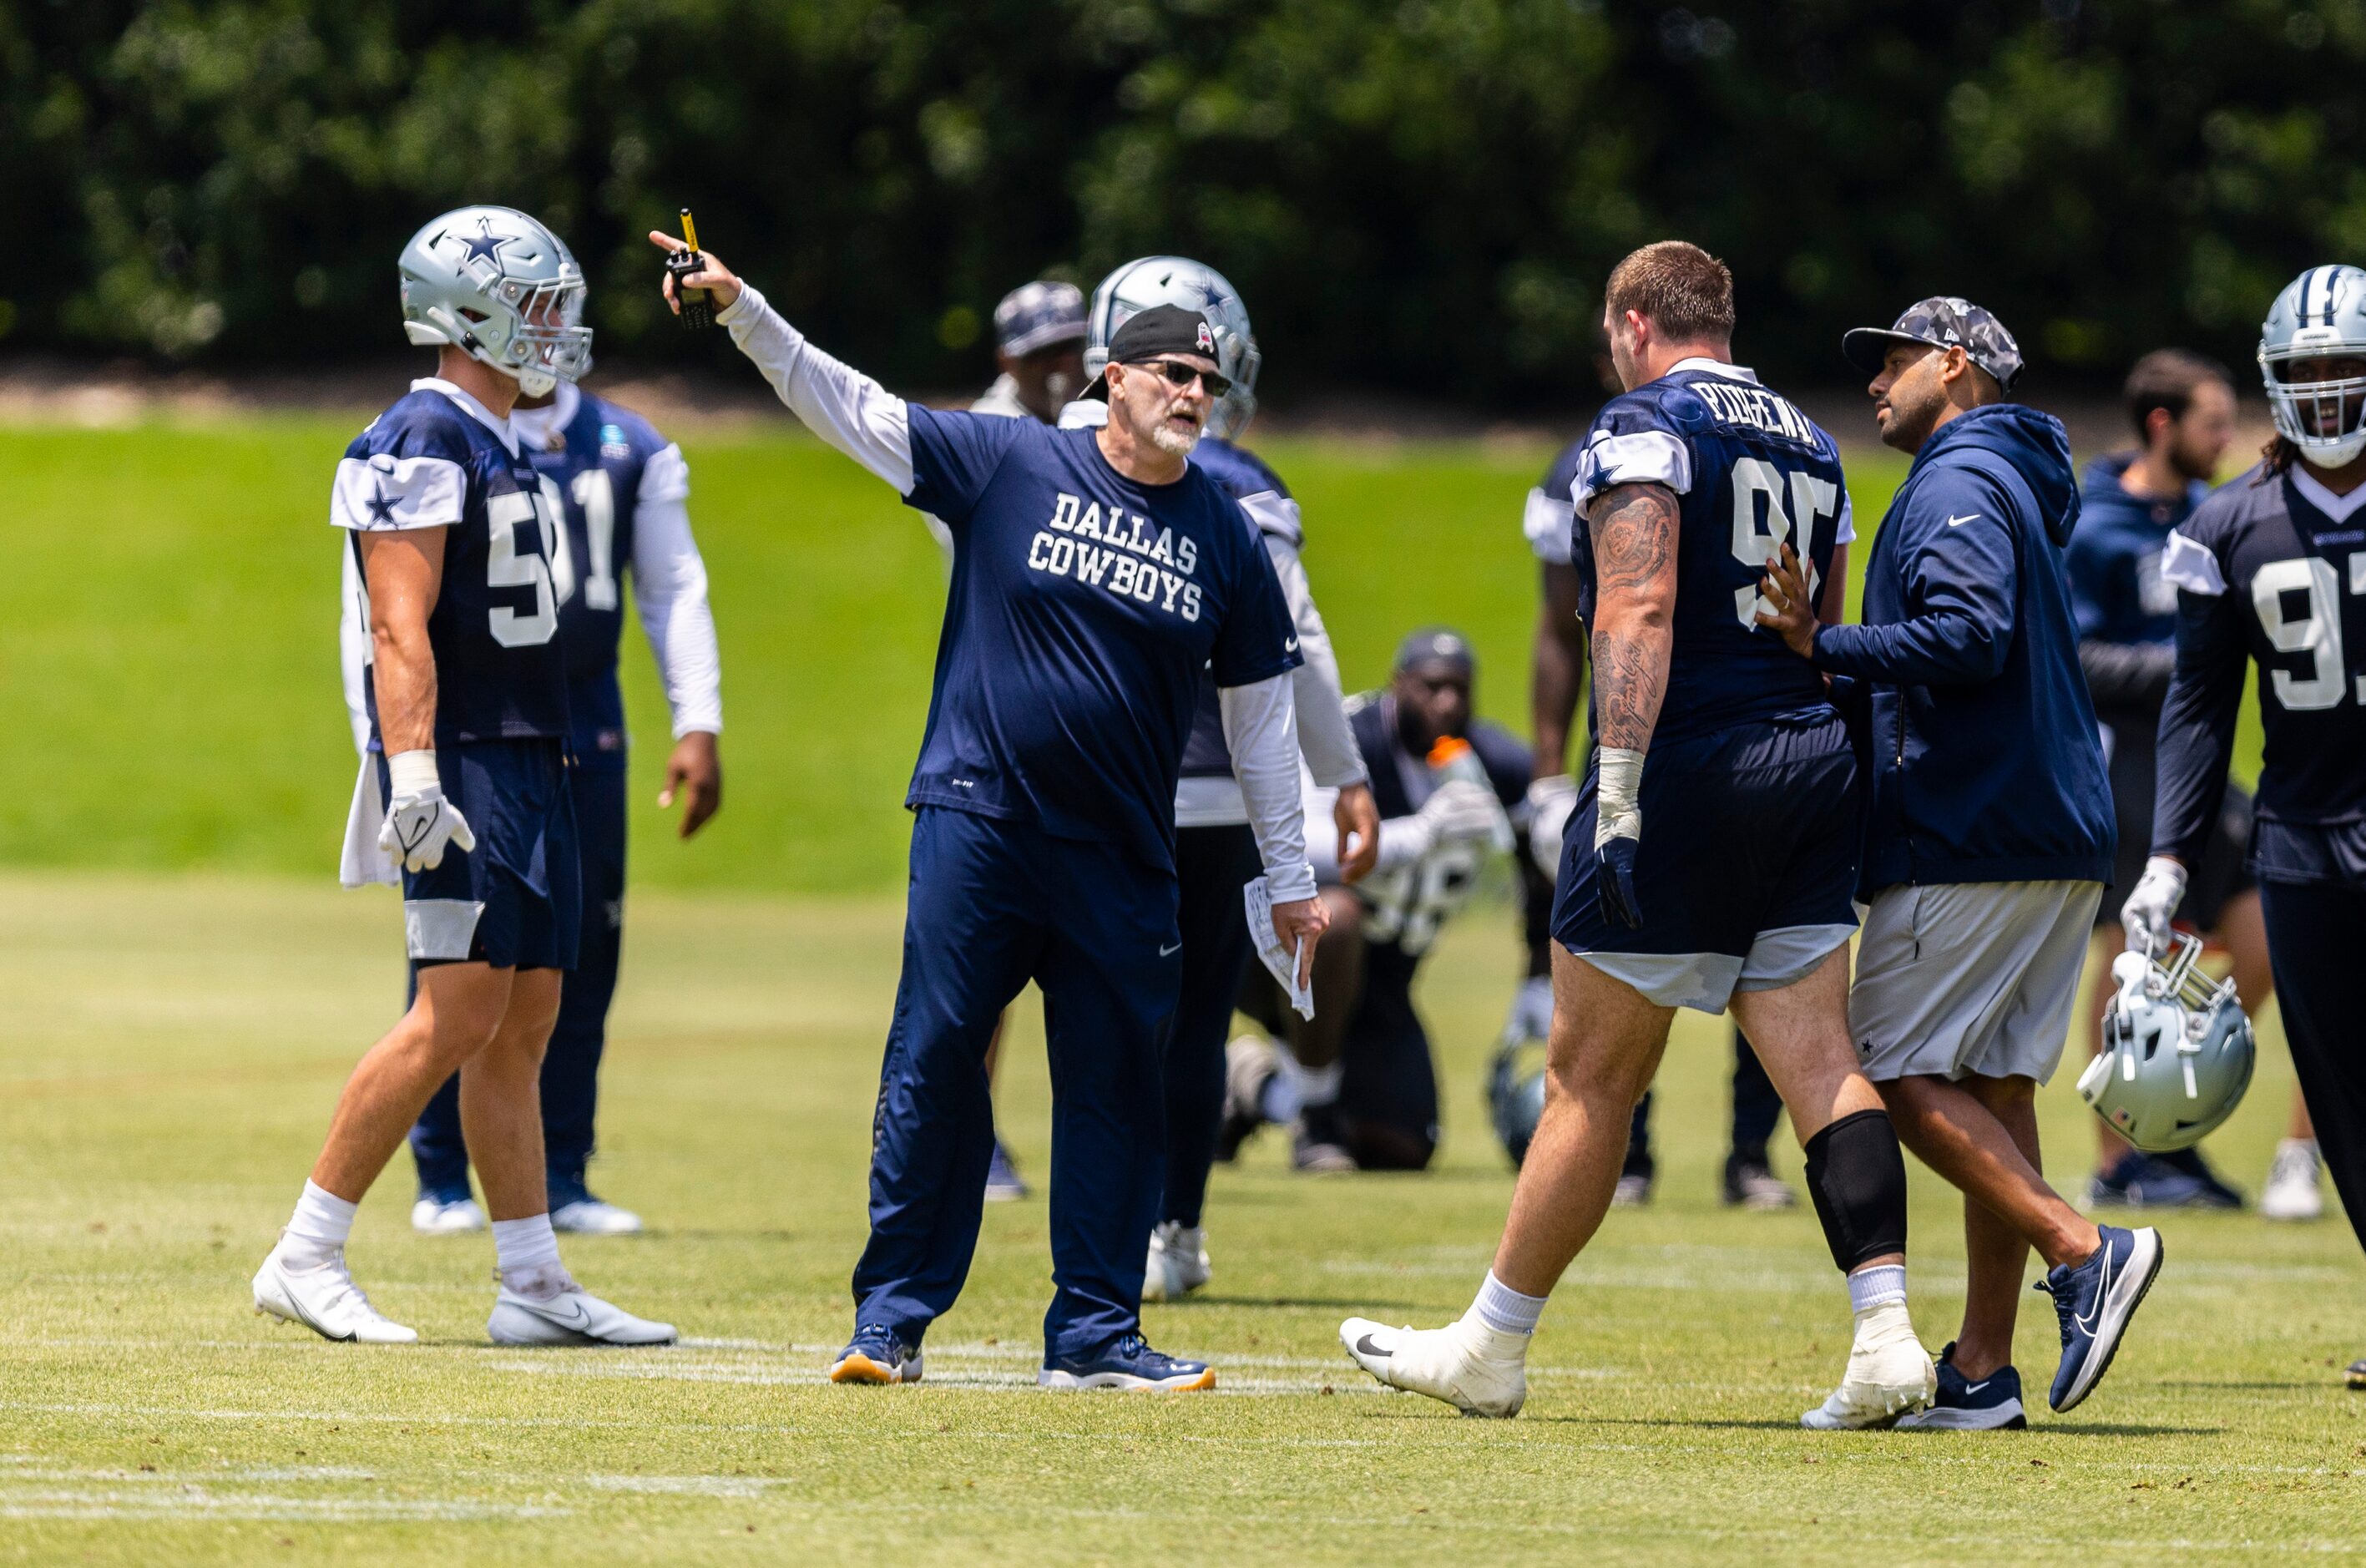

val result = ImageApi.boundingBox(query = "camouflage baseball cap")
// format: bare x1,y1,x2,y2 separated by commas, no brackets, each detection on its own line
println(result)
993,280,1087,357
1843,296,2024,392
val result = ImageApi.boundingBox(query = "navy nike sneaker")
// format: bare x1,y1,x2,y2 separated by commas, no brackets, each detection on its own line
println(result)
829,1324,923,1385
1039,1332,1214,1392
1895,1342,2028,1430
2033,1224,2162,1413
2087,1151,2235,1210
2155,1146,2244,1209
983,1139,1029,1202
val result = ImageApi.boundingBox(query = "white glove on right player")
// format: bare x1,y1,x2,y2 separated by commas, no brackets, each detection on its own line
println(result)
2118,855,2187,956
1525,774,1578,878
378,750,478,873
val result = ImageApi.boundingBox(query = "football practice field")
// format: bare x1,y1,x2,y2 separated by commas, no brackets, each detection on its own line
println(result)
0,413,2350,1563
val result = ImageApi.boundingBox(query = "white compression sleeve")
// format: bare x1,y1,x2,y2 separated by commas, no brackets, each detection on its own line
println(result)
1220,674,1317,902
1262,534,1366,790
629,490,724,737
716,285,915,493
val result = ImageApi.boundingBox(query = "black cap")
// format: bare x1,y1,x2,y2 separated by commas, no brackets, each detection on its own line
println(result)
1842,296,2025,392
1394,627,1476,676
1084,305,1221,401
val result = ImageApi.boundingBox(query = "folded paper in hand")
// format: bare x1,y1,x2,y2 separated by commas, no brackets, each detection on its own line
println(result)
1244,874,1315,1020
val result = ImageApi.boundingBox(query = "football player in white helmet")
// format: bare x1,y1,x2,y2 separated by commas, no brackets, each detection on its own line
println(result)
2128,264,2366,1389
256,206,675,1349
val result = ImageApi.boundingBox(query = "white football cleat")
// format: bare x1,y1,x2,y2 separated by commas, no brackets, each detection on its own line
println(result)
1142,1222,1210,1302
488,1271,676,1347
252,1243,418,1344
551,1197,645,1236
1340,1314,1527,1418
1801,1302,1936,1429
2260,1139,2324,1222
412,1196,487,1235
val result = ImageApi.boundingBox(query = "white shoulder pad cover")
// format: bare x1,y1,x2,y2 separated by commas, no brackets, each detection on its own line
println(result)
331,453,468,532
1523,484,1575,564
1239,489,1303,548
1575,429,1691,509
2159,529,2227,597
640,443,690,507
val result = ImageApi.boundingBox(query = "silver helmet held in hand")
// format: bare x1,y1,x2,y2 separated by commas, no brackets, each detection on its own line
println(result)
1084,255,1261,438
2079,932,2255,1152
398,205,593,397
2259,263,2366,469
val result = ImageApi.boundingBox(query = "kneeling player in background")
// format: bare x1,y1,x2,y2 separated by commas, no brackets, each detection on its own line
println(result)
255,207,673,1348
1344,244,1929,1424
1227,630,1514,1172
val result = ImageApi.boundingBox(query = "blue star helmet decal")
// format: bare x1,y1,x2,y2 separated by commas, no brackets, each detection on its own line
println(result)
1194,279,1231,310
450,217,512,267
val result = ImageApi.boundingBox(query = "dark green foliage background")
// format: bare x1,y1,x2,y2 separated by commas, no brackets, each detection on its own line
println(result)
6,1,2363,397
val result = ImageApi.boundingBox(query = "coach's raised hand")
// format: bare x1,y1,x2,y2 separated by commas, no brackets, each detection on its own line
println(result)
649,231,742,314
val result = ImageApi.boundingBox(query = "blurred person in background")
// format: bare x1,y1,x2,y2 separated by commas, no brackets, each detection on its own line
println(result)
2065,350,2315,1217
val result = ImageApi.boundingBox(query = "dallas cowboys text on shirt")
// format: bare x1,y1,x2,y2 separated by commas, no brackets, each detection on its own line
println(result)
1028,491,1207,620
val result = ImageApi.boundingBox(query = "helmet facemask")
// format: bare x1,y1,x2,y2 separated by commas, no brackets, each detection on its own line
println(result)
2262,347,2366,469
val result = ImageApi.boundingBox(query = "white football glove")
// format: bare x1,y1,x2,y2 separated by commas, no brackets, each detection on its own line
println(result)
1525,773,1578,878
2118,855,2187,957
378,751,478,873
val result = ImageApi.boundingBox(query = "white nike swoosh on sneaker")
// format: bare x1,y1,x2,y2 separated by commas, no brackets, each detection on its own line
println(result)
529,1297,596,1332
2073,1247,2115,1338
1945,513,1981,527
1962,1378,1991,1394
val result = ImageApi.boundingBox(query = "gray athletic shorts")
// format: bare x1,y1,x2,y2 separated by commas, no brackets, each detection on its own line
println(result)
1578,923,1855,1015
1850,880,2103,1084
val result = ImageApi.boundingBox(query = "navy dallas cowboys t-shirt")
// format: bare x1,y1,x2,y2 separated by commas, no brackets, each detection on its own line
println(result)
902,408,1302,874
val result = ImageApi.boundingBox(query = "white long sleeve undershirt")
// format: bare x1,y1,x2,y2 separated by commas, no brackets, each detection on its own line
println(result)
628,486,723,737
1261,529,1365,791
718,284,914,492
1221,675,1317,903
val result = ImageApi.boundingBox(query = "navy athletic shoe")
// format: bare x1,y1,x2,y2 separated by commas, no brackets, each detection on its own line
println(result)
1039,1333,1215,1391
829,1324,923,1385
2033,1224,2162,1413
983,1139,1029,1202
1895,1342,2028,1430
2155,1146,2244,1209
2087,1151,2231,1210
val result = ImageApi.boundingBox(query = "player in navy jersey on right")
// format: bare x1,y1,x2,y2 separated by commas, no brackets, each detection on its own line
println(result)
254,206,674,1350
2127,264,2366,1391
1344,243,1931,1427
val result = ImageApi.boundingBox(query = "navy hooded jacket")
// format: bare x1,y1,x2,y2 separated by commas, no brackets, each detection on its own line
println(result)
1809,403,2115,894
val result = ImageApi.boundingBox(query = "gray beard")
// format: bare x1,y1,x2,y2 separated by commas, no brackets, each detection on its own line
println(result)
1150,420,1201,458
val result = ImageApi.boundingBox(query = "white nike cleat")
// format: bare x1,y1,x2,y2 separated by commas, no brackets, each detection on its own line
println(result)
550,1197,645,1236
1339,1313,1527,1418
411,1196,487,1235
1801,1302,1936,1429
2261,1139,2324,1222
487,1270,677,1347
251,1242,418,1344
1142,1222,1210,1302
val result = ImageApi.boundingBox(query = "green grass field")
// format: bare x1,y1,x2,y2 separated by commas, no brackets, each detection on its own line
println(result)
0,412,2333,1562
2,870,2360,1564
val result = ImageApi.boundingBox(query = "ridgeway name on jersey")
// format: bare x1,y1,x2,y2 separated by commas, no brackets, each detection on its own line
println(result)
331,379,569,746
1572,359,1853,742
2156,464,2366,878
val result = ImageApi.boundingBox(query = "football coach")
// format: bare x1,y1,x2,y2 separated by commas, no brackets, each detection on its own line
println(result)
1758,298,2145,1426
650,232,1326,1393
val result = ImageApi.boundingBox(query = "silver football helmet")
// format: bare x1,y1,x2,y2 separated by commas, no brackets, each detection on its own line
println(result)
2078,932,2256,1152
1085,255,1261,438
398,206,592,397
2259,264,2366,468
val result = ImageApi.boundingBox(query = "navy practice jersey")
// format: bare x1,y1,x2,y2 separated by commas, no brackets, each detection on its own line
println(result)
2154,465,2366,880
1180,438,1298,780
332,381,569,746
902,409,1303,873
526,392,687,762
1572,361,1851,743
1524,438,1586,566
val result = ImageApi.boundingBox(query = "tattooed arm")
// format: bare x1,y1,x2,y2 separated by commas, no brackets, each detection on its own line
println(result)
1583,480,1680,928
1586,482,1681,752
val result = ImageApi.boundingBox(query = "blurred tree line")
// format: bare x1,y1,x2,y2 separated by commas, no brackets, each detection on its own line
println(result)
5,0,2365,402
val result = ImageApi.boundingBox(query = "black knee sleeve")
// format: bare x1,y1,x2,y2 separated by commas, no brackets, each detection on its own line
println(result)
1802,1109,1908,1272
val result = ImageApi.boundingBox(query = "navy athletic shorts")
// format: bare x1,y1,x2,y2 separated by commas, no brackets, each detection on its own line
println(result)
1553,712,1858,1014
384,737,580,972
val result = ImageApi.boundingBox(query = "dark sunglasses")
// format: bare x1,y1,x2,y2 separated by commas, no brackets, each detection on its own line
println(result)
1126,358,1233,399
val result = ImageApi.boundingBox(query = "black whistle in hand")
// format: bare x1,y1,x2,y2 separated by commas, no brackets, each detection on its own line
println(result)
667,207,714,331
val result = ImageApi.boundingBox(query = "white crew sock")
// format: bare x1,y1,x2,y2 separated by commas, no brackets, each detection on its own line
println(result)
491,1214,565,1296
281,1181,356,1269
1846,1263,1907,1315
1469,1269,1548,1338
